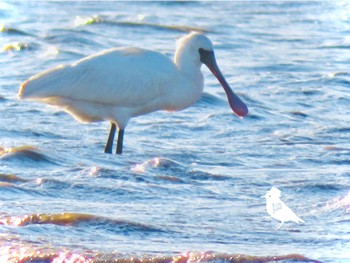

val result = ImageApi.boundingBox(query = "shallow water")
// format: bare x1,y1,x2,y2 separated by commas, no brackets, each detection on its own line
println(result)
0,1,350,262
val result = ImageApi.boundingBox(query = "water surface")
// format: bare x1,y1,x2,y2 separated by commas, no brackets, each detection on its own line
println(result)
1,1,350,262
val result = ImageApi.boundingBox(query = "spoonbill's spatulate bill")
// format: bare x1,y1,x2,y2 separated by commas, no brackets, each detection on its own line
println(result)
18,32,248,154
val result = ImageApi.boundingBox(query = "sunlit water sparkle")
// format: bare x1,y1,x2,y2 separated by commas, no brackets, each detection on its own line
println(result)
1,1,350,262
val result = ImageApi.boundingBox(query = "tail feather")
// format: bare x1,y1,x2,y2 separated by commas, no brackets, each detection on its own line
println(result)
293,214,305,224
296,217,305,224
18,80,29,99
18,64,71,101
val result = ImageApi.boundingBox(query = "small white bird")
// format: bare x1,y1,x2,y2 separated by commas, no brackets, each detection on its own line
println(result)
262,187,305,229
18,32,248,154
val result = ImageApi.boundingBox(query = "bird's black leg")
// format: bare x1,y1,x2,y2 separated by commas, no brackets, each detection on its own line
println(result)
116,128,124,155
104,123,116,154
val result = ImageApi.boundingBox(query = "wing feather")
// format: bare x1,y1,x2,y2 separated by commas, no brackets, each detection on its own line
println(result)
19,47,177,108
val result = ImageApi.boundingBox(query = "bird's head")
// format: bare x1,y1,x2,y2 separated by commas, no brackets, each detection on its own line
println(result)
262,187,282,199
175,32,248,118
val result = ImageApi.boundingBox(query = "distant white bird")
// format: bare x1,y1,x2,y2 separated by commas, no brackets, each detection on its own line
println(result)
18,32,248,154
262,187,305,229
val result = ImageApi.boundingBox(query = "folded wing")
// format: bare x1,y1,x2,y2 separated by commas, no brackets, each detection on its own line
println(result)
19,47,177,108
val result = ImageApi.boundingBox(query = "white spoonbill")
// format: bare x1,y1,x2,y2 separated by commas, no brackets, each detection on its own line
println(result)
18,32,248,154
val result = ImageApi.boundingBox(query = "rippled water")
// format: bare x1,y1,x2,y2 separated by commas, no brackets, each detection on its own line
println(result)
1,1,350,262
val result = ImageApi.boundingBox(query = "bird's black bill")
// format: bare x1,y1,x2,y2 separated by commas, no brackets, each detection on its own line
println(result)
199,48,248,117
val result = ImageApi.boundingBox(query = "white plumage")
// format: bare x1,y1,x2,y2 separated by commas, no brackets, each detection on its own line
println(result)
262,187,305,229
18,32,248,154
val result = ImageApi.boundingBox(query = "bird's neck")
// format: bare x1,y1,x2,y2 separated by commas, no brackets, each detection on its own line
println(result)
174,46,202,73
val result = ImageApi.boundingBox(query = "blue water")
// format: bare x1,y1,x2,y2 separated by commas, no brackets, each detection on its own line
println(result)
1,1,350,262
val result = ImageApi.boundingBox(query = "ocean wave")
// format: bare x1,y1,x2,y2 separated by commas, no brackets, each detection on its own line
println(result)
0,212,164,234
0,173,28,183
0,146,56,165
131,157,229,182
73,15,210,33
1,42,32,52
320,37,350,49
0,246,323,263
0,24,34,36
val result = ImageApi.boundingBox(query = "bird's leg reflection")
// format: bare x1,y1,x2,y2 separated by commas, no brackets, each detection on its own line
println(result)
116,129,124,155
104,123,116,154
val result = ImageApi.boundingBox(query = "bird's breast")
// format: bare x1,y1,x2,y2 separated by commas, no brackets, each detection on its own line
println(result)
161,71,204,112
